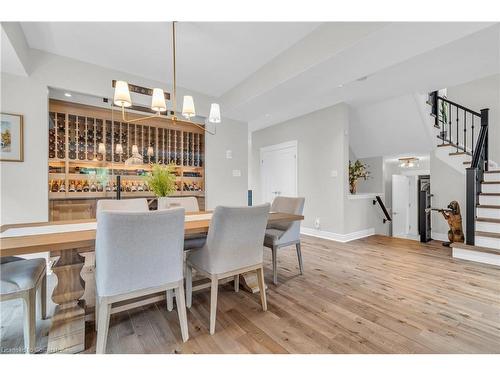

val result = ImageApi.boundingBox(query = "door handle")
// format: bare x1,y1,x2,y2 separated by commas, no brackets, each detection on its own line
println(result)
272,191,281,195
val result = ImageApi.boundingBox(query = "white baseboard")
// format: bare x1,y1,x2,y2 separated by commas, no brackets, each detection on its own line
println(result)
301,227,375,243
431,232,449,242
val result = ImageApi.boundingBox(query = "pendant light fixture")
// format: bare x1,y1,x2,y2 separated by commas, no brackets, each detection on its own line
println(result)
113,21,220,134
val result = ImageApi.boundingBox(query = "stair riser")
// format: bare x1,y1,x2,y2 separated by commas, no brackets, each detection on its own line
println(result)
477,208,500,219
475,236,500,250
476,221,500,233
483,173,500,182
452,247,500,266
481,184,500,193
479,195,500,205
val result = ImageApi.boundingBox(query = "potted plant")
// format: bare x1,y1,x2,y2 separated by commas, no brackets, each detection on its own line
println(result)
145,163,177,206
349,160,370,194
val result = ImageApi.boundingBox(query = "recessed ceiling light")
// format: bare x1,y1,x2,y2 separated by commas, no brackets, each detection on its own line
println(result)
265,113,271,117
64,92,72,97
337,84,344,88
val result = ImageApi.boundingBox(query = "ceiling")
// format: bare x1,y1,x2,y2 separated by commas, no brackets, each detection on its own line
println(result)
6,22,500,131
20,22,320,97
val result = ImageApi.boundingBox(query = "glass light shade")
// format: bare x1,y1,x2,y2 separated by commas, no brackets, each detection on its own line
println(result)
147,146,154,157
151,88,167,112
114,81,132,107
182,95,196,119
115,144,123,154
131,145,139,154
208,103,221,123
98,143,106,154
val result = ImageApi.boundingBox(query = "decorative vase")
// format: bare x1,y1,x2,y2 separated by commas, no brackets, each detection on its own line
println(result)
350,181,357,194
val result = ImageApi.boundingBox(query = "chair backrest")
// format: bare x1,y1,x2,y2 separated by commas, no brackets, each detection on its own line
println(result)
158,196,199,212
270,196,305,233
96,198,149,214
198,204,270,274
95,208,185,297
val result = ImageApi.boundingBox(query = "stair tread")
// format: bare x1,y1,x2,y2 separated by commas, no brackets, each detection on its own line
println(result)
476,231,500,239
482,181,500,184
485,170,500,174
477,217,500,223
477,205,500,209
449,151,472,156
451,243,500,255
480,193,500,196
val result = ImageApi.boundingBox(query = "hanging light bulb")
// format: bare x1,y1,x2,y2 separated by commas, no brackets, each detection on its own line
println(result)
182,95,196,119
209,103,221,123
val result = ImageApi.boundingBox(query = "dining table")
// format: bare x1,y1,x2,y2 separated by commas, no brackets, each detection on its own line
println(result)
0,210,304,353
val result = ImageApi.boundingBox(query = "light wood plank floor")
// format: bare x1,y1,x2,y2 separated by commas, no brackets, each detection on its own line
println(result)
2,235,500,354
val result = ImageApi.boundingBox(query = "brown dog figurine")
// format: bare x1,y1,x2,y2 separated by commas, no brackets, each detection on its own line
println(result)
435,201,465,247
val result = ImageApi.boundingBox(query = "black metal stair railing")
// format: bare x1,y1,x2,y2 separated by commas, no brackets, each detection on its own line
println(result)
429,91,489,246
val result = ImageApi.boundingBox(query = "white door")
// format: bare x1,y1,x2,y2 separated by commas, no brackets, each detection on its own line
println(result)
392,174,410,238
260,141,298,204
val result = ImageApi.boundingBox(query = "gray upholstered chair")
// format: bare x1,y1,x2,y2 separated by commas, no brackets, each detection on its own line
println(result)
96,198,149,214
186,204,270,335
95,209,189,353
158,196,206,252
1,257,47,353
264,196,305,285
158,196,199,212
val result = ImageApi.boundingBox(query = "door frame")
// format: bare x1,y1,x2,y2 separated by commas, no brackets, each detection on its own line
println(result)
260,140,298,203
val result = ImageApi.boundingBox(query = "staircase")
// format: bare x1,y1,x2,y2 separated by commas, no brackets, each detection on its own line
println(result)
429,91,500,266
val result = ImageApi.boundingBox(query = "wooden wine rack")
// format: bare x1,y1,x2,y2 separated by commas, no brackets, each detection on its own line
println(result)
48,99,205,220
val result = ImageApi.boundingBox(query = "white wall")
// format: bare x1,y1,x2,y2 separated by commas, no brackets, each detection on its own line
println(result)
251,102,388,237
1,50,248,224
251,103,349,234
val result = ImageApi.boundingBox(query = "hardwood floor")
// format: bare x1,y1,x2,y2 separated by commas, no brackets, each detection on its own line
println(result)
2,235,500,353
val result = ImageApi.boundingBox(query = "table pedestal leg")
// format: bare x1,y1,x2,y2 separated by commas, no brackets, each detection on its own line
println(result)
240,272,267,294
47,249,86,354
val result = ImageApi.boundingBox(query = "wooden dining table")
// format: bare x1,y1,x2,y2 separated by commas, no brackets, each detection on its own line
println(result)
0,211,303,353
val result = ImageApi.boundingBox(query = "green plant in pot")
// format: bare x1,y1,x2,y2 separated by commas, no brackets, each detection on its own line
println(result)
349,160,370,194
145,163,177,205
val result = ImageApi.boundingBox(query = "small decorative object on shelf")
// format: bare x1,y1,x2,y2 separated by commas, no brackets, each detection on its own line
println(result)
349,160,371,194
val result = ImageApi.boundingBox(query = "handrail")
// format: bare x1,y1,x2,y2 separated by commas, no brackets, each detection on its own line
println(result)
373,195,392,224
436,96,481,117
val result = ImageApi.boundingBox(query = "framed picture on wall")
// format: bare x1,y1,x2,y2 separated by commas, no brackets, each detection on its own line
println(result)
0,113,24,162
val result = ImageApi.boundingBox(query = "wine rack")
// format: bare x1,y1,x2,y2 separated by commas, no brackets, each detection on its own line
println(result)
48,99,205,220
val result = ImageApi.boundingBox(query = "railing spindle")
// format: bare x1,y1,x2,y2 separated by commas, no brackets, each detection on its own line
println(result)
456,107,459,152
471,116,475,159
463,109,467,153
448,103,452,143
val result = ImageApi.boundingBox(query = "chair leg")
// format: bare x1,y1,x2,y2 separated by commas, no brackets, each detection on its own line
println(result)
272,246,278,285
40,272,47,320
296,242,304,275
256,267,267,311
174,283,189,342
23,289,36,354
209,276,218,335
186,265,193,308
234,274,239,292
96,298,111,354
166,289,174,312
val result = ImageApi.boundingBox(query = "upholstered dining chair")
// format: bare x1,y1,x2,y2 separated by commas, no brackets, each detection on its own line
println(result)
95,209,189,353
158,196,199,212
1,256,47,353
264,196,305,285
158,196,207,313
96,198,149,214
186,204,270,335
